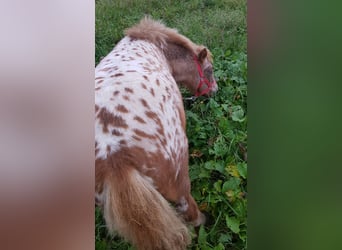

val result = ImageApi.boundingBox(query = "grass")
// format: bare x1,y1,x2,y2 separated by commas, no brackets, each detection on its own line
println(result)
95,0,247,249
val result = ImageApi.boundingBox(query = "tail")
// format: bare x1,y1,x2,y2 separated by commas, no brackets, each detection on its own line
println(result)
102,167,190,250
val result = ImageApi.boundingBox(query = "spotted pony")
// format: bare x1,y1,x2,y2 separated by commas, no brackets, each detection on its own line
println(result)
95,17,217,250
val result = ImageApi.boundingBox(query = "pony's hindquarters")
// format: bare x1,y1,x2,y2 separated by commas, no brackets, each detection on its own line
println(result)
100,166,190,250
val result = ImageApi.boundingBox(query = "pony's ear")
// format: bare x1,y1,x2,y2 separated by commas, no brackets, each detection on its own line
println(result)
198,48,207,63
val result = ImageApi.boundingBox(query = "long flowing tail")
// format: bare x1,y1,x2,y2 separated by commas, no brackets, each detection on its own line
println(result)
102,166,190,250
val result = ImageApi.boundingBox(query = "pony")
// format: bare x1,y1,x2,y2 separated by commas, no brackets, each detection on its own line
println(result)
95,17,217,250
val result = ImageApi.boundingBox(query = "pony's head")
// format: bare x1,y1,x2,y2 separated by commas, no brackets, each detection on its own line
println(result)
192,46,217,97
125,17,218,97
165,45,217,97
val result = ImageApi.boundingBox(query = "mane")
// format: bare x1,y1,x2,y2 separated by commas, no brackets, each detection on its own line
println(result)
124,17,212,61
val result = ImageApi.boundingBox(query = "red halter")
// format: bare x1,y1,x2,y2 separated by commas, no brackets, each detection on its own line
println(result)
193,55,214,96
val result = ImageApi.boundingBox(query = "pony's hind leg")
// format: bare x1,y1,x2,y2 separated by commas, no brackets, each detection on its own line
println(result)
154,179,206,227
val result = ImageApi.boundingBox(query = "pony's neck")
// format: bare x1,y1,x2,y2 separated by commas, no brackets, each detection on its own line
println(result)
163,43,198,92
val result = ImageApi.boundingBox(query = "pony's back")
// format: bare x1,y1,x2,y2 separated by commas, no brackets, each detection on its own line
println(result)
95,37,186,161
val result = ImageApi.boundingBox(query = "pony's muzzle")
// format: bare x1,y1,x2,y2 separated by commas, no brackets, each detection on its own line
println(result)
191,211,207,227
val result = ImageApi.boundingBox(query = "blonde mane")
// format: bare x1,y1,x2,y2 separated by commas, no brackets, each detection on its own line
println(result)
124,17,212,60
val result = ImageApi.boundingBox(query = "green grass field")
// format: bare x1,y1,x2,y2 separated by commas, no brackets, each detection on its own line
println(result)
95,0,247,249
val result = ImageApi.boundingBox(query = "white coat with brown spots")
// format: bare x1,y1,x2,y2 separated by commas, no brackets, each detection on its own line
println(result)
95,17,217,250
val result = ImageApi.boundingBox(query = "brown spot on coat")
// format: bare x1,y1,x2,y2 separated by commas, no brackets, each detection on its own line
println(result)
112,129,123,136
161,138,167,146
145,110,158,120
165,86,171,98
99,67,111,72
134,116,146,124
116,105,129,113
119,140,127,145
143,67,152,73
124,88,134,93
132,135,142,141
140,99,150,108
133,129,157,140
159,103,164,113
145,111,164,136
147,58,155,65
111,73,124,77
97,107,128,132
97,108,115,133
112,115,128,129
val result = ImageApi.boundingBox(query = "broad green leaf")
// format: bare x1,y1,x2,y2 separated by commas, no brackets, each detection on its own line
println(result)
226,190,235,202
225,49,231,57
204,161,215,170
239,231,247,243
214,180,222,192
233,199,247,218
222,177,241,192
213,242,225,250
226,165,240,178
231,105,245,122
198,225,207,246
210,136,227,157
221,104,229,112
218,233,232,244
237,162,247,179
214,161,226,173
218,117,229,134
199,171,210,178
226,215,240,233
